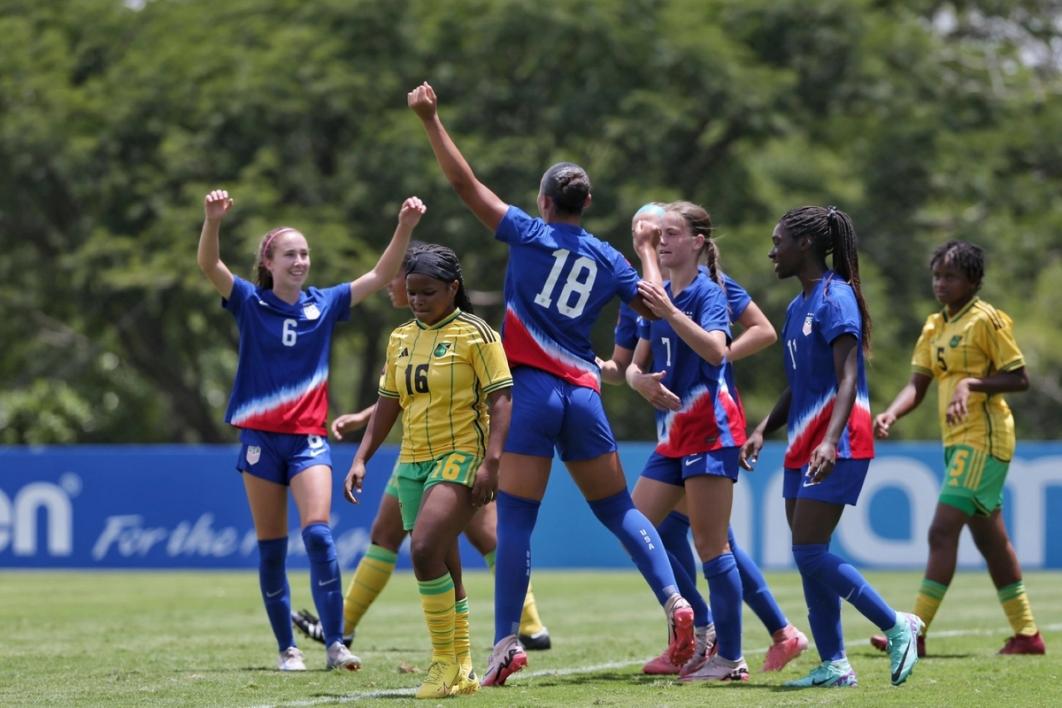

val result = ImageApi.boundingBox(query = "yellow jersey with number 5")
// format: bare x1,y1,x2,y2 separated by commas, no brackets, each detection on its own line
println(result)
379,309,512,463
912,297,1024,460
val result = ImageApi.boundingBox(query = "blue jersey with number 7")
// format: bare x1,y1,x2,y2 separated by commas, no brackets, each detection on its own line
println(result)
495,205,640,391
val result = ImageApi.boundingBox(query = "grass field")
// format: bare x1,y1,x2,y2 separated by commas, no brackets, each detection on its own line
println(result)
3,569,1060,706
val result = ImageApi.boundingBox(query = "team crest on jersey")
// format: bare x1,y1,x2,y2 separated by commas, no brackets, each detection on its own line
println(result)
246,446,261,465
949,335,962,348
302,303,320,320
802,314,814,336
433,342,452,358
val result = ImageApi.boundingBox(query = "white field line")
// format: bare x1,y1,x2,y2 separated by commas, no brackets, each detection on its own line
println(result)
251,621,1062,708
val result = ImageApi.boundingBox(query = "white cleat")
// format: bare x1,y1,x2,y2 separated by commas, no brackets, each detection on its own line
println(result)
326,640,361,671
277,646,307,671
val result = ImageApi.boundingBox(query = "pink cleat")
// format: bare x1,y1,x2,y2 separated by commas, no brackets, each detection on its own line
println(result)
763,625,809,672
664,595,695,667
482,635,528,687
642,649,679,675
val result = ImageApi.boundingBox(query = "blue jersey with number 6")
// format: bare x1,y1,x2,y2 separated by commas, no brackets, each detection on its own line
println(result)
496,205,639,391
222,276,351,435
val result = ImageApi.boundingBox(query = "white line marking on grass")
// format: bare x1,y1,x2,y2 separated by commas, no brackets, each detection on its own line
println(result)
251,622,1062,708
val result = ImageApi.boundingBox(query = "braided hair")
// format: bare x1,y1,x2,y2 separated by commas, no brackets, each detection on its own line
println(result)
930,240,984,291
779,205,872,353
404,243,473,313
540,162,591,216
665,201,724,291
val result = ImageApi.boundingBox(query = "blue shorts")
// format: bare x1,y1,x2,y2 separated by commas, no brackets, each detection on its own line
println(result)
505,367,616,461
782,458,870,506
236,429,333,486
641,448,740,486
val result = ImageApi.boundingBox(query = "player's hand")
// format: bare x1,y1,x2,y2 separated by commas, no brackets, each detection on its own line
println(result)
630,370,681,411
344,459,366,504
331,410,372,440
204,189,234,222
408,82,438,120
636,281,677,319
874,411,897,439
632,218,662,252
739,432,764,471
806,441,837,485
946,379,972,425
470,460,498,508
398,196,427,228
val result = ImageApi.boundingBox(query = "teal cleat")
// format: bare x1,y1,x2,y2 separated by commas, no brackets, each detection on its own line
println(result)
783,658,858,688
886,612,925,686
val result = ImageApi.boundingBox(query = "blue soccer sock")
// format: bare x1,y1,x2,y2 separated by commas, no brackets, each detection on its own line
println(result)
729,527,787,635
257,537,294,652
800,571,844,661
589,490,678,605
702,552,743,661
494,491,539,644
793,543,896,631
302,523,344,647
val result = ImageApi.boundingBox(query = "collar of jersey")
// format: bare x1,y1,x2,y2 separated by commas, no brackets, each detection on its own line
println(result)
414,307,462,330
258,287,308,313
942,296,979,323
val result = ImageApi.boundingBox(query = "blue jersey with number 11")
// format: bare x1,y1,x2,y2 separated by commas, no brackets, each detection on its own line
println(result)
496,205,640,392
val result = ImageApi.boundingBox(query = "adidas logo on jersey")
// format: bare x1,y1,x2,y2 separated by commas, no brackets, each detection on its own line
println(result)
398,347,409,358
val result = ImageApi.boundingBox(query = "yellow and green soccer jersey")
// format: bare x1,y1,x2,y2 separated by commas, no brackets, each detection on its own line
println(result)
911,297,1024,460
379,309,512,463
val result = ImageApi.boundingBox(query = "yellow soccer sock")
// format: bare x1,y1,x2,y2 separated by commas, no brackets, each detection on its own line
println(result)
912,578,948,633
519,581,545,636
418,574,456,661
342,544,397,636
998,581,1038,636
454,596,472,673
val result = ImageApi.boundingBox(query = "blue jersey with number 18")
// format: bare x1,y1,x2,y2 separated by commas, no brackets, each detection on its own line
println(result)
496,205,640,392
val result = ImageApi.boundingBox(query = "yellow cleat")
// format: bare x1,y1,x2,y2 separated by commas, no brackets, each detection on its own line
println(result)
451,666,480,696
415,658,460,700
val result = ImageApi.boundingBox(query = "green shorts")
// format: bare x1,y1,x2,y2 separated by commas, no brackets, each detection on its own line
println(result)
383,461,400,500
939,444,1009,516
395,451,480,531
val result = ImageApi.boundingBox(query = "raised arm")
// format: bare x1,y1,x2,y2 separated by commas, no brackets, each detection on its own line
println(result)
349,197,425,305
408,82,508,232
636,280,728,366
196,189,236,299
728,301,778,362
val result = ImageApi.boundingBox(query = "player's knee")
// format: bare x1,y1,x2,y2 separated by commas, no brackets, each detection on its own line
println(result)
927,521,961,550
409,535,443,571
370,516,407,551
301,522,337,561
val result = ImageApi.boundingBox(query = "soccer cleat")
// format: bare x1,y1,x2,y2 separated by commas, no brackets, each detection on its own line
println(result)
452,666,481,695
885,612,924,685
293,609,353,648
415,658,460,699
783,658,858,688
678,625,717,678
326,640,361,671
679,654,750,683
481,634,528,687
871,632,925,657
763,625,809,672
642,649,679,675
664,595,696,667
999,632,1046,655
277,646,307,671
518,627,552,651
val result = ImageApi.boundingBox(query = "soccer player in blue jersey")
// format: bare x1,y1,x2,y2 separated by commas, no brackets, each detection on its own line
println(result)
740,205,922,688
408,81,696,687
623,200,751,682
613,204,807,677
196,189,422,672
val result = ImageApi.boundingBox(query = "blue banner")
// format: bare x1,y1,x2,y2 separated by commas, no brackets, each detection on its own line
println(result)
2,443,1061,569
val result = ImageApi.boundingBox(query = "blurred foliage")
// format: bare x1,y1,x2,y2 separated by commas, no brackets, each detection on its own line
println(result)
0,0,1059,444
